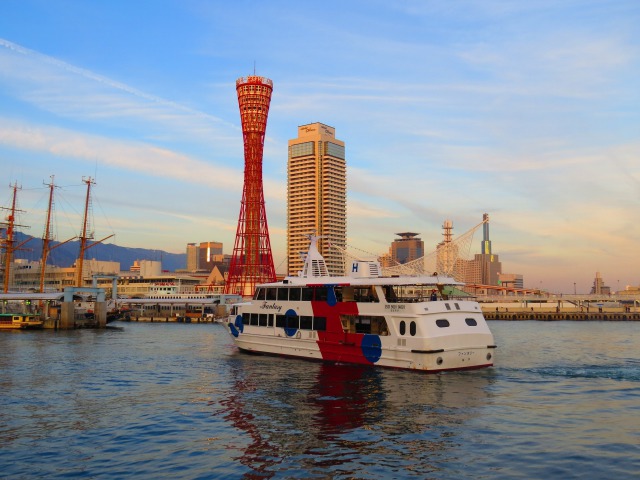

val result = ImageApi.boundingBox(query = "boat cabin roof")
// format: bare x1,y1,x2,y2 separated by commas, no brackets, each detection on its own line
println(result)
265,274,462,288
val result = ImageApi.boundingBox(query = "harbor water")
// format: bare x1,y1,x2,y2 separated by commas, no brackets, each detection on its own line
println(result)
1,321,639,479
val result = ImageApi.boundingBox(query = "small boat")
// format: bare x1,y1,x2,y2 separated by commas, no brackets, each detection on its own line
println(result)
0,313,44,330
226,236,496,372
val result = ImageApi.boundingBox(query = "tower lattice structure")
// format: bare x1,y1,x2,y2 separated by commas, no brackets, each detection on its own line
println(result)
225,75,276,296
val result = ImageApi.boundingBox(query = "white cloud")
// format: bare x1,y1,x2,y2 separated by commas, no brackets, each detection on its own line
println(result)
0,118,243,189
0,38,239,149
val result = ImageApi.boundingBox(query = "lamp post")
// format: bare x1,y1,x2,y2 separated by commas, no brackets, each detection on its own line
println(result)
574,282,576,295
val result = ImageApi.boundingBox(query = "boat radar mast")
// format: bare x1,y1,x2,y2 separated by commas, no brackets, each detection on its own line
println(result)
298,235,329,278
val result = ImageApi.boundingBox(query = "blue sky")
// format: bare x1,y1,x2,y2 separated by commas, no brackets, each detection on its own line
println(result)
1,0,638,293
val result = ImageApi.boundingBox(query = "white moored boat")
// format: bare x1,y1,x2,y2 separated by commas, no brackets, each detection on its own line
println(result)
226,236,496,372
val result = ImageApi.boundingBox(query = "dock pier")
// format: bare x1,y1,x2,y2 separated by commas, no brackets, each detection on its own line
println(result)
484,311,640,321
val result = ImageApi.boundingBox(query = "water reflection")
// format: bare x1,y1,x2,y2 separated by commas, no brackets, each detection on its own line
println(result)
217,354,495,477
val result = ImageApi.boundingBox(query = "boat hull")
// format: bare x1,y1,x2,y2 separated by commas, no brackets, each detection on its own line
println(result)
226,237,496,373
233,337,494,373
227,298,495,373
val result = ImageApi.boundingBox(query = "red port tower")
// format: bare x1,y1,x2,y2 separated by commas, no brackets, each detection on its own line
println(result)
225,75,276,296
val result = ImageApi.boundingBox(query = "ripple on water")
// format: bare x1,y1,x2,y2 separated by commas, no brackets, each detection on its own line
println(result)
1,321,640,478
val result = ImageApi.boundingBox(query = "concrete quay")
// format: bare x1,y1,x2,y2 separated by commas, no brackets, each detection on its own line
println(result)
480,294,640,321
484,310,640,321
122,314,226,324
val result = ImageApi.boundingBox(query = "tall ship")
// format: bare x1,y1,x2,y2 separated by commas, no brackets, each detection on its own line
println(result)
227,237,496,372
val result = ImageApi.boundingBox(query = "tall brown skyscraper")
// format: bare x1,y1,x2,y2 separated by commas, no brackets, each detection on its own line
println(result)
287,123,346,276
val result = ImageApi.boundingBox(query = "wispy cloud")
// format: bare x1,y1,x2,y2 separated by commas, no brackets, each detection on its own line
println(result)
0,118,240,187
0,38,239,148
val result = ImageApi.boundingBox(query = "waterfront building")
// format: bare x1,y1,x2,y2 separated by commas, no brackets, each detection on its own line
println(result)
105,274,206,298
461,252,502,287
11,258,118,292
498,273,524,289
9,258,206,297
186,243,198,271
390,232,424,265
199,241,223,272
378,252,394,269
455,214,503,286
590,272,611,295
619,285,640,296
287,123,346,276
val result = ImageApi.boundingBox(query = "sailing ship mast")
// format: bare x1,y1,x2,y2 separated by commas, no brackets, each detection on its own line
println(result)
1,182,30,293
74,177,114,287
39,176,75,293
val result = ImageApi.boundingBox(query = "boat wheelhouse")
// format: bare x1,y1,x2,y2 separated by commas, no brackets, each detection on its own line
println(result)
0,313,44,330
227,237,495,372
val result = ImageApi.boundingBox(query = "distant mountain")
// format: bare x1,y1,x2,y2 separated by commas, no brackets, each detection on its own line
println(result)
11,232,186,272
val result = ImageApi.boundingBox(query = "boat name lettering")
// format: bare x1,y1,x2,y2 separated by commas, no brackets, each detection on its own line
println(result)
260,302,282,313
458,351,475,356
385,305,406,311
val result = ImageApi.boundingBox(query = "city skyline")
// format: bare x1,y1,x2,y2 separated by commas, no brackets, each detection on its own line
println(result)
0,1,638,293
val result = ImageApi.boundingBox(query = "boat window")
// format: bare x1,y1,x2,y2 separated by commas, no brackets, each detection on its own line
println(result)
301,288,313,301
300,316,313,330
254,288,265,300
436,319,450,328
410,321,417,336
339,314,387,334
370,287,379,303
465,318,478,326
313,316,326,331
455,303,461,310
445,303,451,311
353,287,378,303
383,285,398,303
277,288,289,301
399,320,406,335
285,315,299,330
384,285,429,303
289,288,301,301
341,286,355,301
373,317,390,335
353,287,368,302
355,316,371,333
315,287,328,302
242,312,251,324
259,313,269,327
275,314,284,328
266,288,277,301
332,286,343,302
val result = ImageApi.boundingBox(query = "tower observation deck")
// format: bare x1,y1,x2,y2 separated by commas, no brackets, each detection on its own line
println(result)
225,76,276,296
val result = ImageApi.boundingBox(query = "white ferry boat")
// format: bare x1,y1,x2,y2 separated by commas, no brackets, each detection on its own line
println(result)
226,237,496,372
